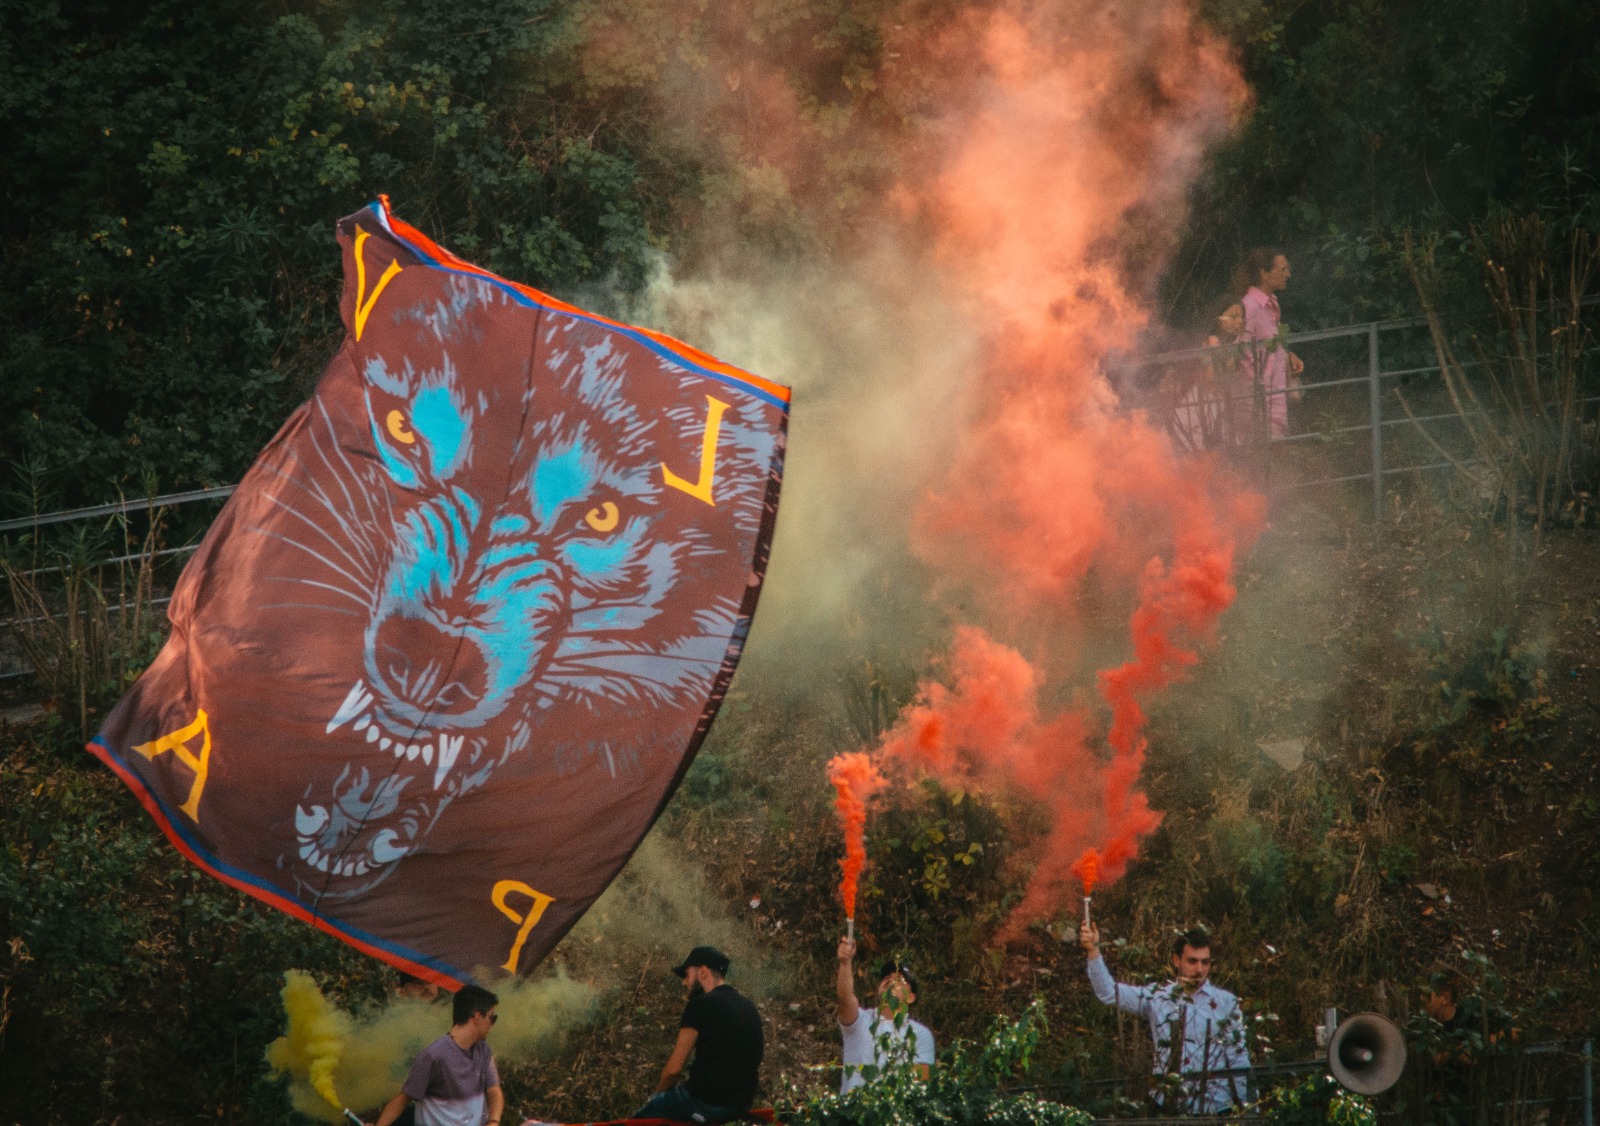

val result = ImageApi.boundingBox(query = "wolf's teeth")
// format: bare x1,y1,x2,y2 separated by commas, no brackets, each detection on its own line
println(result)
421,744,432,765
380,736,392,751
327,681,374,733
354,712,371,732
354,860,369,876
406,743,419,761
433,734,463,790
393,743,405,758
310,850,330,873
299,841,315,860
365,725,380,743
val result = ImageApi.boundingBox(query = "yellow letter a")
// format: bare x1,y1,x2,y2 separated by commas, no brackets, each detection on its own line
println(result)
133,709,213,822
353,228,403,342
661,396,730,506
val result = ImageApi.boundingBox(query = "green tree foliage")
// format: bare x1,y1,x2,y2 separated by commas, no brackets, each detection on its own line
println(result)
782,1000,1092,1126
0,0,671,516
0,722,390,1123
1169,0,1600,324
1260,1075,1376,1126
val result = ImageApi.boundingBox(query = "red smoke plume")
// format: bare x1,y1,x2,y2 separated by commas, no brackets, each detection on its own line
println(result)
580,0,1263,934
827,752,886,919
872,1,1262,933
878,442,1262,938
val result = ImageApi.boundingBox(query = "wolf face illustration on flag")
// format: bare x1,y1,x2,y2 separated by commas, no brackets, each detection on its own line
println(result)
91,199,789,986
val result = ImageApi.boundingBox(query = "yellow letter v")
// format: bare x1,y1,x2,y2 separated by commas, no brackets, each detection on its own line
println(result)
353,228,403,342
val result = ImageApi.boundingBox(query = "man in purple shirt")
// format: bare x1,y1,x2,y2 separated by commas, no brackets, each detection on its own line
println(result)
1239,247,1305,439
373,984,504,1126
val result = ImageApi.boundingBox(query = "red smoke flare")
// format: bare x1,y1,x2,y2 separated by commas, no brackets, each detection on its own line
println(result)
1073,850,1101,897
827,752,886,919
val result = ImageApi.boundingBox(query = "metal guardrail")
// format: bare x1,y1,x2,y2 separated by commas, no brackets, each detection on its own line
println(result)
2,308,1595,685
1061,1038,1596,1124
1127,314,1598,521
0,485,236,534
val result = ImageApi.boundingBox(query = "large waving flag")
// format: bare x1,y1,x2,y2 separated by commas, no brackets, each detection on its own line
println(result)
90,198,789,987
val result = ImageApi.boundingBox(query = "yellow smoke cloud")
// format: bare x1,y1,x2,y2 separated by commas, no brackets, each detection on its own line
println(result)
266,969,352,1118
267,969,599,1119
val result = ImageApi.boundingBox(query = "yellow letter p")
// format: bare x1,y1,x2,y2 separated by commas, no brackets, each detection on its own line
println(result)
492,880,556,973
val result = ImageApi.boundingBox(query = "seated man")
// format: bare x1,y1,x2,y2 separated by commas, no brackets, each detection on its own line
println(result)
633,946,763,1123
1079,922,1249,1114
835,935,934,1093
374,984,503,1126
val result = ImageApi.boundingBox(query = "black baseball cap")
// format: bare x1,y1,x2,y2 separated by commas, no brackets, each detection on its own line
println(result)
672,945,731,978
876,960,920,998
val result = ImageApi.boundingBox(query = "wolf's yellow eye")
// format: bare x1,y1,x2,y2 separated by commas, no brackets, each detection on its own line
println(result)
386,409,415,445
584,501,620,533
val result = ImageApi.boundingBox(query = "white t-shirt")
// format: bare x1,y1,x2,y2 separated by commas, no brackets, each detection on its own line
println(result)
838,1007,936,1093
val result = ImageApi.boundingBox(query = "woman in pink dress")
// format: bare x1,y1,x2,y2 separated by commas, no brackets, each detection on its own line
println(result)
1237,247,1305,439
1166,297,1248,454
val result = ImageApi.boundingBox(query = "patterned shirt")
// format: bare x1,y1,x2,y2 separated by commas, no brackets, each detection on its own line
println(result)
1087,955,1250,1113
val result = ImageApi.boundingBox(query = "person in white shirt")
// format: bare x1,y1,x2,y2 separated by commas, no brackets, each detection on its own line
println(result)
834,936,935,1094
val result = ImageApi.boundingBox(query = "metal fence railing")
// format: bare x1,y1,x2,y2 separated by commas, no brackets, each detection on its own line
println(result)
1026,1037,1596,1123
2,308,1596,686
1121,313,1599,521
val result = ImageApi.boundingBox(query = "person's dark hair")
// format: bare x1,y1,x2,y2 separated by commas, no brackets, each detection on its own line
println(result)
1206,294,1244,322
1171,927,1213,959
452,983,499,1026
1231,246,1286,294
1424,961,1465,996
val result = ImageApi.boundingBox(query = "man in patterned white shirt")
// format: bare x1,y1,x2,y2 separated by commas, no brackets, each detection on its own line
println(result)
1079,923,1250,1115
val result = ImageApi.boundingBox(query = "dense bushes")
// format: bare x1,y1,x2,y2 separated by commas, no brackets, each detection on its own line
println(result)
0,721,389,1123
1173,0,1600,326
0,0,671,515
782,1002,1092,1126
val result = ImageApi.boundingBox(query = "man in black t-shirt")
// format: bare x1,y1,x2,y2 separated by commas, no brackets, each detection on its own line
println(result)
632,945,764,1123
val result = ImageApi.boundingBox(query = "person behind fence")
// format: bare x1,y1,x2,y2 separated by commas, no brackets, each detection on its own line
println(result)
835,935,935,1093
633,945,764,1123
1414,961,1518,1064
1206,296,1251,448
1404,961,1521,1126
1078,922,1250,1114
1171,296,1251,453
1235,246,1306,440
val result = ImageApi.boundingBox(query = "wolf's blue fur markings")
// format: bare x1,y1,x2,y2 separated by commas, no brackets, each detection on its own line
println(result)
259,275,774,897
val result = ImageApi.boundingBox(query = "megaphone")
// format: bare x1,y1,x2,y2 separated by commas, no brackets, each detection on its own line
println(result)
1328,1013,1407,1095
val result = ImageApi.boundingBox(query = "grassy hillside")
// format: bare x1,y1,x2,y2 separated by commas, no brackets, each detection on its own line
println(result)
3,493,1596,1123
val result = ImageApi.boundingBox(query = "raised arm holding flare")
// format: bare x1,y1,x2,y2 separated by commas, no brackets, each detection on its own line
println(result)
835,935,934,1093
